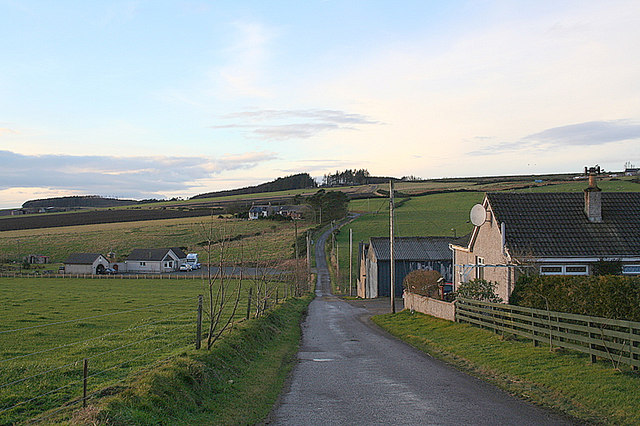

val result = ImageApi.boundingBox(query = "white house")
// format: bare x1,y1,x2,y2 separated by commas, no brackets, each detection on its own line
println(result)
124,247,187,273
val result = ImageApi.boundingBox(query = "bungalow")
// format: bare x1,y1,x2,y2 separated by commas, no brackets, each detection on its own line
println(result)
249,205,276,220
124,247,187,274
451,173,640,302
358,236,460,298
63,253,110,274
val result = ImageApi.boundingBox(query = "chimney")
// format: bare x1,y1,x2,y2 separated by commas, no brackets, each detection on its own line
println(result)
584,166,602,223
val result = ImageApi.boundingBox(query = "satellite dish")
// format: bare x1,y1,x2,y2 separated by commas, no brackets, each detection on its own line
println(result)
470,204,487,226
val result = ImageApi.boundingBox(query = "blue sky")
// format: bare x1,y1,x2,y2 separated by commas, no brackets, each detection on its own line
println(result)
1,1,640,208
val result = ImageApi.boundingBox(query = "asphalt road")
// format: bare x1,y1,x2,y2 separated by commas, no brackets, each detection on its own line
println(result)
267,225,575,425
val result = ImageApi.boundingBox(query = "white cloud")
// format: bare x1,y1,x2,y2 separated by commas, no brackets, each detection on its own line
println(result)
0,150,276,205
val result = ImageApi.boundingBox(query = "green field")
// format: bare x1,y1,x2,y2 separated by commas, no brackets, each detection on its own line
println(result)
0,276,290,424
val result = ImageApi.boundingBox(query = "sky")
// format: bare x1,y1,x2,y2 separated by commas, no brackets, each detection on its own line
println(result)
1,0,640,208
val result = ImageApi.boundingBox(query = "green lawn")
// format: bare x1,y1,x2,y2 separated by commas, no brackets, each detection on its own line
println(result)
0,276,290,424
373,311,640,425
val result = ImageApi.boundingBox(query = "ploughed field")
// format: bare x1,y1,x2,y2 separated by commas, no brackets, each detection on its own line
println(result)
0,208,218,232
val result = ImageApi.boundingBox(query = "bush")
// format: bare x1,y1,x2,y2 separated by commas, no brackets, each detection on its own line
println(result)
454,279,502,303
403,270,442,299
510,274,640,321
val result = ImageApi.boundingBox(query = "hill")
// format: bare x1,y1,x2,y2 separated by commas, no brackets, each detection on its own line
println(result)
22,195,138,209
191,173,316,199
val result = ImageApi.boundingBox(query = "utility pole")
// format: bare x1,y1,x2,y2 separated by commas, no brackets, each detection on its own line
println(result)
390,180,396,313
294,219,299,262
306,231,311,272
336,236,340,291
349,228,353,297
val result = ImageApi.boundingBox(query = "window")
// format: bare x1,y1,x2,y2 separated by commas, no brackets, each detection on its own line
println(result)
476,257,485,280
140,262,146,266
565,265,588,275
623,265,640,275
540,265,563,275
540,265,588,275
164,261,173,268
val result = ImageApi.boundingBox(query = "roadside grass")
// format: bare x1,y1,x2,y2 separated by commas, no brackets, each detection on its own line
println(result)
373,310,640,425
0,277,291,424
67,293,314,425
0,215,313,266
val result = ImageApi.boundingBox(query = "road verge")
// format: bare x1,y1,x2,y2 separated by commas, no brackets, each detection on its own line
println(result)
373,310,640,425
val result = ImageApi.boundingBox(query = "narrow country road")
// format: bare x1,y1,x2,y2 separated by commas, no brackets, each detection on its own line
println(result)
268,224,575,425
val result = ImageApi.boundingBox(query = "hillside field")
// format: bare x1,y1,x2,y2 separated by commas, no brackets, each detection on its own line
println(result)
0,216,314,271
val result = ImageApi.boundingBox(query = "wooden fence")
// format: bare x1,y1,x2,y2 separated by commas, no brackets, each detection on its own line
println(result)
456,298,640,370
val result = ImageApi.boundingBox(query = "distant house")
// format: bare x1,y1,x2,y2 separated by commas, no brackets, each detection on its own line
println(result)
24,254,50,264
451,175,640,302
625,167,640,176
249,205,276,220
63,253,109,275
357,236,460,298
249,204,308,220
125,247,187,273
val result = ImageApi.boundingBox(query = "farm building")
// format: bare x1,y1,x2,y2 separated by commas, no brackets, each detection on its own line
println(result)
248,204,308,220
63,253,110,274
124,247,187,273
23,254,50,264
358,236,460,299
451,172,640,302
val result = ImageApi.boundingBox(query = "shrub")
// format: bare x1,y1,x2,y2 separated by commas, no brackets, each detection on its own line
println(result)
454,279,502,303
510,274,640,321
403,270,442,299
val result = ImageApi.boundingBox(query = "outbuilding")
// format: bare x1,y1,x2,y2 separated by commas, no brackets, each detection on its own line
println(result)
63,253,110,275
358,236,459,298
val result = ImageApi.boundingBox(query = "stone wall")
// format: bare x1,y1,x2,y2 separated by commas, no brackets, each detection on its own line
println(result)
403,291,455,321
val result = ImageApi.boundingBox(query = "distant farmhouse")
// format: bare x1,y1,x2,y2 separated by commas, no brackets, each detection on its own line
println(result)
248,204,308,220
124,247,187,274
451,173,640,302
358,236,462,298
63,253,110,275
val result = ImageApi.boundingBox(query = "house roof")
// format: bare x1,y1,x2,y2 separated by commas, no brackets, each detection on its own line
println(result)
370,236,457,261
64,253,104,265
486,192,640,258
126,247,187,261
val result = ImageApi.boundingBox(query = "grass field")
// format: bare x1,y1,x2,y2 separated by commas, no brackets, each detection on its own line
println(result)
373,310,640,425
0,276,290,424
0,215,314,270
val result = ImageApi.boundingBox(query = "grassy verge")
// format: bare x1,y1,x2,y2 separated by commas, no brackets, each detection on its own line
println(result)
373,310,640,425
69,294,313,425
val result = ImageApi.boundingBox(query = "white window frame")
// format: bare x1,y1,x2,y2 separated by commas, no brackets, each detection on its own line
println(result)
140,262,146,266
476,257,485,280
540,264,588,276
622,265,640,275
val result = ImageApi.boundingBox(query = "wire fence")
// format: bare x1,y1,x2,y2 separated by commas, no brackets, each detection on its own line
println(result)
0,296,199,424
0,273,308,424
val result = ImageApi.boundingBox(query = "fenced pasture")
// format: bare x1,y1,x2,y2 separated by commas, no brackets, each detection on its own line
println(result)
0,215,313,268
0,276,292,424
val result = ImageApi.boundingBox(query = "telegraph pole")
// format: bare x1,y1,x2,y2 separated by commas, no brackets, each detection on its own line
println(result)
349,228,353,297
390,180,396,313
306,231,311,272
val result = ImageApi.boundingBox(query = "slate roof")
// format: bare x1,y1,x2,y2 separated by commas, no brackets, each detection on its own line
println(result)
486,192,640,258
370,236,457,261
126,247,187,261
64,253,104,265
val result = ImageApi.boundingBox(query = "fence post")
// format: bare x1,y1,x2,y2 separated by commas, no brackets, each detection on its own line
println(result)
532,310,539,347
83,358,88,407
246,287,252,320
196,295,203,350
589,321,597,363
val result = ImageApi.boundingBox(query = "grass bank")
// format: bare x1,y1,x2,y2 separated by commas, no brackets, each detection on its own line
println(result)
373,310,640,425
67,293,313,425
